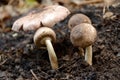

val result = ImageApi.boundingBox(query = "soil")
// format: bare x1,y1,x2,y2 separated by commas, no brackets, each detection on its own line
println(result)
0,3,120,80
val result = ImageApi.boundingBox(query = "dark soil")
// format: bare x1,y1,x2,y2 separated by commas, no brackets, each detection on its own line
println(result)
0,4,120,80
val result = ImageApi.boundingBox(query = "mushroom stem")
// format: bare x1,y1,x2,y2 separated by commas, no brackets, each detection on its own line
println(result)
45,37,58,69
103,3,109,14
85,45,92,65
78,47,84,56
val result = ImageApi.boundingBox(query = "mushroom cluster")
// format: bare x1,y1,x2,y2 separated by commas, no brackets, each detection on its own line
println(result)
12,5,97,69
12,5,70,69
68,13,97,65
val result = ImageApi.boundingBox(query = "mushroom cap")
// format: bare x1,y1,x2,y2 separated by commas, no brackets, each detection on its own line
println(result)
70,23,97,48
34,27,56,47
68,13,91,30
12,5,70,32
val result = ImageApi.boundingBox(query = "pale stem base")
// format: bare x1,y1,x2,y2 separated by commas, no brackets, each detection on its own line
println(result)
45,38,58,69
85,45,92,65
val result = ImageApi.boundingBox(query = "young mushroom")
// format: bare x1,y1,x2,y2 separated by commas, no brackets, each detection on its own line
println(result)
68,13,91,30
12,5,70,32
68,13,91,56
34,27,58,69
70,23,97,65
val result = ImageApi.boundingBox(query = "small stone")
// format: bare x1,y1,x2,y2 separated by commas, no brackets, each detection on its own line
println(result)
117,52,120,57
0,71,6,77
12,33,18,38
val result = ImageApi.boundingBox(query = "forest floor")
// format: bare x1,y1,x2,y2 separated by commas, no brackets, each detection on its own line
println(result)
0,0,120,80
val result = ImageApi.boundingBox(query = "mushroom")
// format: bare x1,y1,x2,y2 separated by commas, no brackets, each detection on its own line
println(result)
34,27,58,69
68,13,91,30
70,23,97,65
12,5,70,32
68,13,91,56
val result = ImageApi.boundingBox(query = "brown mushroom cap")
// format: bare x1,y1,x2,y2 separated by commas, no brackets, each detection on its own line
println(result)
34,27,56,47
70,23,97,48
68,13,91,30
12,5,70,32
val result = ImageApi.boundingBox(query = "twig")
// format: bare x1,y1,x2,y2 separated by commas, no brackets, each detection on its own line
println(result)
71,0,103,5
30,69,39,80
0,59,8,66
